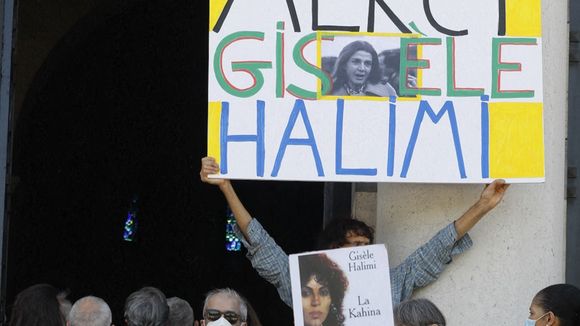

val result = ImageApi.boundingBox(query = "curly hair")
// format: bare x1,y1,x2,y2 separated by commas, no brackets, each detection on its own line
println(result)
316,218,374,250
332,41,382,87
299,253,349,326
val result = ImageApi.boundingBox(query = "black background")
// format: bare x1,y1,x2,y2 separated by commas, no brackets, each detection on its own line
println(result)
7,0,324,324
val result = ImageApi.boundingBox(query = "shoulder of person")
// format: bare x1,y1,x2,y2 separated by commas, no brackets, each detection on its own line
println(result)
365,82,397,97
332,85,348,96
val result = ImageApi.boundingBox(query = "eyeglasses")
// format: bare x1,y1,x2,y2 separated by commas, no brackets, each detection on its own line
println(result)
204,309,240,324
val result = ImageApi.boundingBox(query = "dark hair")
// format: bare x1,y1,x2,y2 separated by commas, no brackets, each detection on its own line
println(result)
378,49,399,71
9,283,66,326
321,56,338,76
394,298,446,326
378,49,400,89
299,253,349,326
332,41,381,87
378,46,416,73
316,218,374,250
533,284,580,326
378,47,417,95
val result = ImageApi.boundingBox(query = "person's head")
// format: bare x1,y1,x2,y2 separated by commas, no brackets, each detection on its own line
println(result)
332,41,381,89
527,284,580,326
124,286,169,326
393,298,446,326
167,297,194,326
238,295,261,326
68,296,112,326
321,56,338,77
202,288,247,326
378,50,399,80
59,291,73,323
299,253,348,326
316,218,374,250
377,51,388,79
9,283,67,326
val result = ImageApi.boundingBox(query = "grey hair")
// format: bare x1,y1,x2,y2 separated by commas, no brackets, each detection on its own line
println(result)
167,297,194,326
124,287,169,326
68,296,112,326
58,291,72,321
394,298,446,326
203,288,247,322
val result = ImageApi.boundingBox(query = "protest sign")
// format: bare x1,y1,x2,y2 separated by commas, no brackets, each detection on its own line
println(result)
289,245,393,326
208,0,543,183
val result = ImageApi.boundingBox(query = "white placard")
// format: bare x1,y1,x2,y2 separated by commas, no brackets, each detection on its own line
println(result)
208,0,544,183
289,245,393,326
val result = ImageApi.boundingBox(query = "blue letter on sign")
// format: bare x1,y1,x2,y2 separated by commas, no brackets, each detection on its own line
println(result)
400,100,466,178
220,101,265,177
335,99,377,176
271,99,324,177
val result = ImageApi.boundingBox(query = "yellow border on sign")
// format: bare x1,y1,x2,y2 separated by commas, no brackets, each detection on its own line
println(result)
489,102,544,178
506,0,542,37
209,0,228,31
207,101,222,163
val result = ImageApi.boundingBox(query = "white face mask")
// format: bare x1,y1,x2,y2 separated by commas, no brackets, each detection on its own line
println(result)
207,316,233,326
524,312,549,326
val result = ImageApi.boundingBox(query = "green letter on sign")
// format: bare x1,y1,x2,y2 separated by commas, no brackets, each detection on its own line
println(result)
214,31,272,98
491,37,537,99
399,38,442,97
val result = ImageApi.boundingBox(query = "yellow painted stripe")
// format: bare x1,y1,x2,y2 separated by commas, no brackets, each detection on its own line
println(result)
209,0,228,31
489,102,544,178
317,32,322,99
506,0,542,37
208,101,222,164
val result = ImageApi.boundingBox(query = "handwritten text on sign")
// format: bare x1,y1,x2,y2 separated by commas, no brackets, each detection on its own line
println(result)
208,0,544,183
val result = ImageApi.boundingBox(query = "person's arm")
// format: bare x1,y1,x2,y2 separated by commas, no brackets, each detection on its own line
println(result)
390,222,466,305
390,179,509,304
200,157,293,307
200,157,252,241
234,219,293,307
454,179,509,239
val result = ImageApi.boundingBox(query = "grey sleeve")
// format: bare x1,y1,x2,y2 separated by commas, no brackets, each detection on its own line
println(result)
389,222,473,304
233,219,293,307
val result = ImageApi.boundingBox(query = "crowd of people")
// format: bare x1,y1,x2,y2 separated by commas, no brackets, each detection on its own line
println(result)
7,281,580,326
6,156,580,325
7,284,261,326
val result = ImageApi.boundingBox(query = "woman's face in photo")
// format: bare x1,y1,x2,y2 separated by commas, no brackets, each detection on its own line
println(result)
301,275,331,326
344,50,372,87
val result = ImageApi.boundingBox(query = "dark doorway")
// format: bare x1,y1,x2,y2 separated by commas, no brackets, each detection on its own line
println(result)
6,0,324,324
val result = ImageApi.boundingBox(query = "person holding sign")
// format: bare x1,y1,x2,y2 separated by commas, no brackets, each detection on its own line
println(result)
330,41,397,97
200,157,509,307
299,253,349,326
